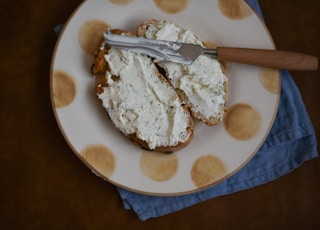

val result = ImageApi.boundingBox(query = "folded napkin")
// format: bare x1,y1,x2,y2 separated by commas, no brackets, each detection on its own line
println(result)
116,0,318,221
54,0,318,221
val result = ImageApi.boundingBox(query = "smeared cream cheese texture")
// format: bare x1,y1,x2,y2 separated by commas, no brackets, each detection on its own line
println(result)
98,48,191,150
144,20,227,121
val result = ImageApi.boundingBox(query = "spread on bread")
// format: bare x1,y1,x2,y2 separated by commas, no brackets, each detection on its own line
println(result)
93,30,193,152
92,20,228,152
137,20,227,126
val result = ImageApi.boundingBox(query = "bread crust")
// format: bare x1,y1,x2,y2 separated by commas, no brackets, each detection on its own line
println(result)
92,29,194,152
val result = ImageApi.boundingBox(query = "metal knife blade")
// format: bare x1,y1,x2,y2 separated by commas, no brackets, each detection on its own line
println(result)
103,30,217,65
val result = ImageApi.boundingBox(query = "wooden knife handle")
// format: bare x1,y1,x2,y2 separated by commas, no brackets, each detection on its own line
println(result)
216,47,318,71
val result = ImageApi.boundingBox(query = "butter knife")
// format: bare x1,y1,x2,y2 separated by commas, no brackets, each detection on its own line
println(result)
103,31,318,71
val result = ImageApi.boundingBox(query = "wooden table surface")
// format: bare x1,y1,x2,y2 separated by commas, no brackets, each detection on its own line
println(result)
1,0,319,229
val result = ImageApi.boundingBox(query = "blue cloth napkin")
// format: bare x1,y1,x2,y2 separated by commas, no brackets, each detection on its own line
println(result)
116,0,318,221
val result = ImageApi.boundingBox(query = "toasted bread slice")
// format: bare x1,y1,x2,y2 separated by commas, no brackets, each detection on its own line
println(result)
137,19,227,126
92,29,194,153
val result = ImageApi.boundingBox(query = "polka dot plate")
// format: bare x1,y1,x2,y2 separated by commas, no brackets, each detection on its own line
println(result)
50,0,280,196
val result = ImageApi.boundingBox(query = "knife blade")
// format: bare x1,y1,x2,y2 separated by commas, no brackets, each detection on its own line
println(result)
103,30,318,71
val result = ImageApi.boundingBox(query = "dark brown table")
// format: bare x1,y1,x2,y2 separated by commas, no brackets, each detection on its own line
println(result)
1,0,319,229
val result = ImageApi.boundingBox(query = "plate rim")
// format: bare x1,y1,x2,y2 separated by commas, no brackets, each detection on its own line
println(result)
49,0,281,196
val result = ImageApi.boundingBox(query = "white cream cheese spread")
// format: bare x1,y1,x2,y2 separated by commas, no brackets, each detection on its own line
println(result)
97,47,192,150
143,20,227,122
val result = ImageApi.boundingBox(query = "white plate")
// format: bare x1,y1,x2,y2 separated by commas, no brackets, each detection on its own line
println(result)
50,0,280,196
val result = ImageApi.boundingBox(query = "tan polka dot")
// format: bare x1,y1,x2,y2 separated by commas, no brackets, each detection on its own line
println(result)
140,151,178,181
52,70,76,108
218,0,252,20
191,155,228,188
109,0,134,5
224,103,261,140
153,0,189,14
81,145,116,178
260,69,280,94
78,20,110,55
